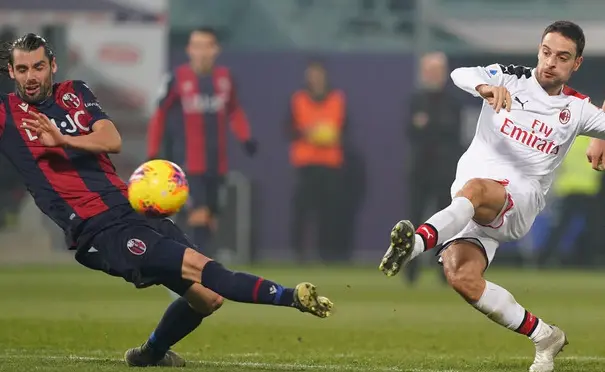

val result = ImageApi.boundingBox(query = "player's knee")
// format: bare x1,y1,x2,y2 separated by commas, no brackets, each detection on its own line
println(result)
212,295,224,311
190,294,223,315
457,178,489,206
184,284,224,315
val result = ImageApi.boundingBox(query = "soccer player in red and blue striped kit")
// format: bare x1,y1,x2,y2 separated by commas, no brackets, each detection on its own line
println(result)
3,33,333,367
147,27,257,257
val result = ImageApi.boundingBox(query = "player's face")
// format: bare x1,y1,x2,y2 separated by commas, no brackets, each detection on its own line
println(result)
8,46,57,104
536,32,583,93
187,31,219,72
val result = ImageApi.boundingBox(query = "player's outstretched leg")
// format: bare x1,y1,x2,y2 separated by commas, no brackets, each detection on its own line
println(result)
125,284,223,367
179,251,333,318
380,178,507,276
442,241,567,372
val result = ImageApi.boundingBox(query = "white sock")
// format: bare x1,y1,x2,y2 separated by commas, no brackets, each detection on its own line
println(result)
415,196,475,251
473,281,552,342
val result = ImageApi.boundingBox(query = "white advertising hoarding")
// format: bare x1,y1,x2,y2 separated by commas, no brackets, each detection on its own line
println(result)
66,24,166,116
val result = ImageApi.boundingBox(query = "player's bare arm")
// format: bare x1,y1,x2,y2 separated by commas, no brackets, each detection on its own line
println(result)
22,112,122,153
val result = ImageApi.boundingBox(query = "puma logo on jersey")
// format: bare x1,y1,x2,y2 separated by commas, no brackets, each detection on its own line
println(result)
514,96,528,110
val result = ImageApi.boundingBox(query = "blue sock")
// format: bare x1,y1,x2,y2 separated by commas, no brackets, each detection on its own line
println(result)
145,297,205,357
201,261,295,306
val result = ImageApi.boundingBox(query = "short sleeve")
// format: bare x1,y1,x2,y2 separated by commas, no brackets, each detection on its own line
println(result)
72,80,110,123
579,100,605,139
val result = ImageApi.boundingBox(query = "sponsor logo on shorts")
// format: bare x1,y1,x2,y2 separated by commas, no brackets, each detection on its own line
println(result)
127,238,147,255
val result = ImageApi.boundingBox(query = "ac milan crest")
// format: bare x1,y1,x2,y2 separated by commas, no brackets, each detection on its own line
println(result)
559,108,571,124
126,238,147,255
62,93,81,109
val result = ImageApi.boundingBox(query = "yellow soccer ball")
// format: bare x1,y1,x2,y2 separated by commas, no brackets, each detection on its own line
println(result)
127,159,189,217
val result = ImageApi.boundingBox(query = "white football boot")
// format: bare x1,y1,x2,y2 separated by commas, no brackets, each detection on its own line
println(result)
529,325,568,372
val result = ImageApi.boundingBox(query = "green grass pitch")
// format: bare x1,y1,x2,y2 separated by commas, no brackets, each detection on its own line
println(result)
0,264,604,371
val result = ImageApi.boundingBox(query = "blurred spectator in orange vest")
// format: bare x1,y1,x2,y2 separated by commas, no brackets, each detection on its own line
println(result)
286,61,358,263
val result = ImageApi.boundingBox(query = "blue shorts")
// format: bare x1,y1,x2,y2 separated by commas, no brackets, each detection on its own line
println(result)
74,206,199,295
188,174,224,214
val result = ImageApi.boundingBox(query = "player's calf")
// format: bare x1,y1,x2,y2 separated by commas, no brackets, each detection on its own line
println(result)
442,241,567,372
181,249,333,318
125,285,223,368
441,241,488,302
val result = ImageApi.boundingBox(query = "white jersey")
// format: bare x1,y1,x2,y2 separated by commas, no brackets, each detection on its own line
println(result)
451,63,605,202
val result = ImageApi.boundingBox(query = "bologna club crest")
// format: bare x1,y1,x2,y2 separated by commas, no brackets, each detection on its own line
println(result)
62,93,81,109
559,108,571,125
127,238,147,255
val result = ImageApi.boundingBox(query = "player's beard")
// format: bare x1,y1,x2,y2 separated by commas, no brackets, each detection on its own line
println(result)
536,70,566,95
17,76,53,104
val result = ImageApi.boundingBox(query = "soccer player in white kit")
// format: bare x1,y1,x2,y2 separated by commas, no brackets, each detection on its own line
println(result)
379,21,605,372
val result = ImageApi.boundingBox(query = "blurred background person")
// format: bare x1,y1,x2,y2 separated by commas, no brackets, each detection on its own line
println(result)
286,60,352,263
537,135,603,267
147,27,257,261
403,52,464,285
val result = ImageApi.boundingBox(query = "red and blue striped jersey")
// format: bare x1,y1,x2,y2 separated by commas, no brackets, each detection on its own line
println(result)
146,64,251,175
0,80,129,242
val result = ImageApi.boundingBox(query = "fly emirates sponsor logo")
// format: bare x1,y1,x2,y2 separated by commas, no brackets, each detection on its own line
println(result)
499,117,560,155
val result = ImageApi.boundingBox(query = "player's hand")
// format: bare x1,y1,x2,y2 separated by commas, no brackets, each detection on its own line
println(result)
585,100,605,171
21,112,67,147
476,84,512,113
586,138,605,171
243,139,258,156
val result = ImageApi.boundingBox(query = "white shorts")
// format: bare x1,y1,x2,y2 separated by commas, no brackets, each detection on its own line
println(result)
438,178,544,267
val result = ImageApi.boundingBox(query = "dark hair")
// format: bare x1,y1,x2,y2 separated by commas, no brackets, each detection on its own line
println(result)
542,21,585,57
191,27,219,42
0,33,55,76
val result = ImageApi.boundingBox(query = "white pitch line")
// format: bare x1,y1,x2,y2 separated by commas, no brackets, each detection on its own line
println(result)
220,353,605,363
0,354,458,372
2,352,604,371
